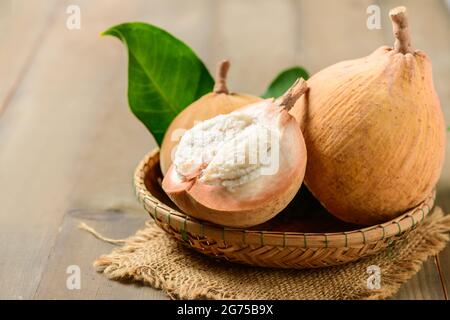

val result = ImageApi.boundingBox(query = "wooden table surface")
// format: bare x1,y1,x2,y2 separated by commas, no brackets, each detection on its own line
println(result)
0,0,449,300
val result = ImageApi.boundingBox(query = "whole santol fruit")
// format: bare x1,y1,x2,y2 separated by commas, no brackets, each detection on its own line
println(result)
159,60,261,175
290,7,446,225
162,79,308,228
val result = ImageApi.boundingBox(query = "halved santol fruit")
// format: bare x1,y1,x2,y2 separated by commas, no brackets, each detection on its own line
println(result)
159,60,261,176
163,79,308,228
290,7,446,225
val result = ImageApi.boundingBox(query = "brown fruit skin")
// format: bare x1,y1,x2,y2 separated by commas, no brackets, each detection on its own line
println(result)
290,46,446,225
159,92,261,175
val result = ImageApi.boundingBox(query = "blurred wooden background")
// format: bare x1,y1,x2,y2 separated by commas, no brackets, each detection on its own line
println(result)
0,0,448,299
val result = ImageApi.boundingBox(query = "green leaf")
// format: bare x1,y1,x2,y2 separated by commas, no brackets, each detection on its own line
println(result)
262,67,310,98
103,23,214,145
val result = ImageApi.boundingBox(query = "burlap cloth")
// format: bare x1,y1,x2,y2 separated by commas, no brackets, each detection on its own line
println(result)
89,207,450,300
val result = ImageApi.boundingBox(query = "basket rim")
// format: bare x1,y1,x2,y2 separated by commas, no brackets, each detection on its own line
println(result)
134,149,435,248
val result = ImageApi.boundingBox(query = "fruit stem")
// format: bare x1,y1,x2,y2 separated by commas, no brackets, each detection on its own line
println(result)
213,60,230,94
389,6,413,54
276,78,308,111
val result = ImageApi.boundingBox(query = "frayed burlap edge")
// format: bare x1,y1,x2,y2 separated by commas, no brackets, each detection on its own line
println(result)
91,208,450,300
366,207,450,300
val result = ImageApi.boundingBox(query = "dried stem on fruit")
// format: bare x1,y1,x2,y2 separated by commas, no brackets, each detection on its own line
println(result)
276,78,308,111
213,60,230,94
389,6,413,54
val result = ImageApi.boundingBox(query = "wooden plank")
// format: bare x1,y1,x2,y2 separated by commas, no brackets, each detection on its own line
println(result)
393,258,446,300
26,0,214,299
210,0,385,96
437,187,450,299
297,0,385,74
0,0,58,113
438,196,450,300
211,0,298,95
0,0,154,299
35,209,167,299
435,254,449,300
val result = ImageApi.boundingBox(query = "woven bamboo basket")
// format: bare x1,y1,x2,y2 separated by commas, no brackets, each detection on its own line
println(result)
134,149,436,269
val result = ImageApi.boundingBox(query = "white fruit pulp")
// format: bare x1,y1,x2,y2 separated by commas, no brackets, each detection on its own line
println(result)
173,111,280,189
